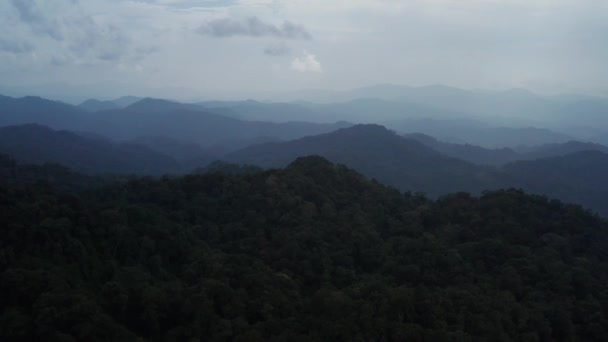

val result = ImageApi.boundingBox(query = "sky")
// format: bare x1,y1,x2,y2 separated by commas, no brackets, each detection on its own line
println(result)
0,0,607,101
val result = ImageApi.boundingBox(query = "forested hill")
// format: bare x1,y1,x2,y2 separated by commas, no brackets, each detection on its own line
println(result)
0,124,182,175
226,124,506,197
0,154,120,192
2,156,608,341
226,124,608,216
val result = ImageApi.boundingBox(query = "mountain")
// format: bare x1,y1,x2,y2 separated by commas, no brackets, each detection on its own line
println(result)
286,84,608,131
194,160,263,175
519,141,608,160
406,133,608,165
557,99,608,130
131,136,215,170
78,99,120,112
0,94,352,149
504,151,608,215
345,84,476,103
592,132,608,146
388,119,574,148
227,124,505,196
291,84,564,122
2,156,608,340
305,98,471,123
111,95,144,107
198,100,322,122
0,153,113,192
0,124,181,175
404,133,520,165
200,96,475,123
123,98,203,113
227,125,608,215
203,89,606,130
92,98,352,147
0,94,106,132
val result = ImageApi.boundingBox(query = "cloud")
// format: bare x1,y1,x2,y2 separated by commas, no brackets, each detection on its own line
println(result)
264,42,290,56
6,0,158,66
9,0,42,23
9,0,64,40
198,16,311,39
291,51,322,73
0,39,33,54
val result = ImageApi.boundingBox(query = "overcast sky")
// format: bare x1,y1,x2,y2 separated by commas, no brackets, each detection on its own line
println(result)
1,0,607,101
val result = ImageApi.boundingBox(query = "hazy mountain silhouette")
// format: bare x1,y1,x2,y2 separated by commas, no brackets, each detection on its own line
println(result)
404,133,520,165
199,97,477,124
0,94,110,132
227,124,505,196
94,98,352,146
123,98,202,113
406,133,608,165
504,151,608,215
111,95,144,107
0,94,352,149
78,99,120,112
0,124,181,175
519,141,608,159
226,124,608,215
590,131,608,146
286,84,607,131
557,99,608,130
291,84,561,120
198,99,321,122
131,135,215,170
305,98,470,123
388,118,573,147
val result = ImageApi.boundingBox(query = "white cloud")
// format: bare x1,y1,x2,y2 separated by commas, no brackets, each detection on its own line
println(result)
291,51,322,73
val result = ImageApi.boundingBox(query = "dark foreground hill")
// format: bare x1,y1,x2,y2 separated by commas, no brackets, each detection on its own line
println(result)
1,156,608,341
0,154,116,192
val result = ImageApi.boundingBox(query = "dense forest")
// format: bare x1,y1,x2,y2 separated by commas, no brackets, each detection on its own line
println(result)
2,156,608,341
4,0,608,340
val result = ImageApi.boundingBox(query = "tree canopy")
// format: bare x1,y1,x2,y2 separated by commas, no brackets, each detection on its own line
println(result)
1,156,608,341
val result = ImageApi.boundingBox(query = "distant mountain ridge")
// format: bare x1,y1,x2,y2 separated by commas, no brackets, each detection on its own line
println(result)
0,124,182,175
503,151,608,215
78,99,120,112
390,119,574,148
0,94,352,149
3,92,598,149
406,133,608,165
227,124,608,215
404,133,520,165
112,95,145,107
227,124,505,197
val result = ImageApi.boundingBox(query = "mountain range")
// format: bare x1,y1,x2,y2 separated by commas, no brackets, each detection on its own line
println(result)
0,94,351,149
226,124,505,197
4,88,607,147
0,124,182,175
2,90,608,215
405,133,608,165
226,124,608,215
